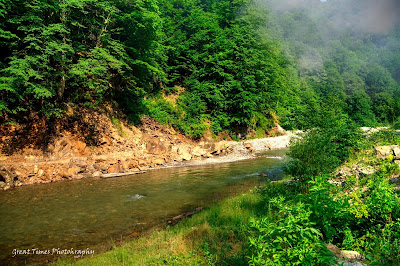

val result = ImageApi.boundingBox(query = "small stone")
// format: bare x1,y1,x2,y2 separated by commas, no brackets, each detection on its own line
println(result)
389,177,400,184
37,169,44,177
243,142,252,149
92,171,101,177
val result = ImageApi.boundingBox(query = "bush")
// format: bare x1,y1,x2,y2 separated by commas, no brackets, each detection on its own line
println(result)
287,112,362,182
249,197,336,265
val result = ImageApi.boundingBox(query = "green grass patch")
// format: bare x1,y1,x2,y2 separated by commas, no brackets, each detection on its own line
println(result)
56,189,266,266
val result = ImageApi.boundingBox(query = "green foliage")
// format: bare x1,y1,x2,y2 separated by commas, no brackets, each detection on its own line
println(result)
143,93,209,138
287,106,362,180
0,0,163,120
253,156,400,265
367,128,400,146
1,0,400,135
249,196,335,265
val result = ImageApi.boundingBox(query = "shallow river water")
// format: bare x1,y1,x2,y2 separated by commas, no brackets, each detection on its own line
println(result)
0,149,288,265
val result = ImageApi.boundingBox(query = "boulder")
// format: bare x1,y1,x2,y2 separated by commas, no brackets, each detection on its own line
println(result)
191,146,206,157
326,244,341,256
146,139,167,155
66,167,80,177
180,152,192,161
375,146,393,159
153,158,165,165
108,163,123,173
392,145,400,159
128,161,139,169
394,160,400,168
356,165,375,176
178,146,192,161
340,250,364,260
92,171,101,178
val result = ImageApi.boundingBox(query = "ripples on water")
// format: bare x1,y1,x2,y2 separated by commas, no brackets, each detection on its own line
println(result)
0,149,288,265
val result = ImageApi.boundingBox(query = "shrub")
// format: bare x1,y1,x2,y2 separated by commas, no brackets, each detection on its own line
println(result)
248,197,336,265
287,112,362,182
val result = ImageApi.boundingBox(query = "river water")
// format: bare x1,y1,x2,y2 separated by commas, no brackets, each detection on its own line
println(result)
0,149,288,265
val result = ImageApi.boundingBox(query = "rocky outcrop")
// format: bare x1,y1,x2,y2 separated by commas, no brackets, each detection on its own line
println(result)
374,145,400,168
0,107,292,190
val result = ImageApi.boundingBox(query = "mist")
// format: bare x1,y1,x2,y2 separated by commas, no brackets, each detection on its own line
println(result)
262,0,400,34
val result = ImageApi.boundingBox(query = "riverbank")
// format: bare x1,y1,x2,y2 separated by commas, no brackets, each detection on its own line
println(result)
0,107,295,190
56,129,400,266
55,185,267,266
0,149,289,266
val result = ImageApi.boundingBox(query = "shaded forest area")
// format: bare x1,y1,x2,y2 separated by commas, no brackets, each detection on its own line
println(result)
1,0,400,139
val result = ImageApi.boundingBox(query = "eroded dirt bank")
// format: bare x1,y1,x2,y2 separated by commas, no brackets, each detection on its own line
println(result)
0,106,294,190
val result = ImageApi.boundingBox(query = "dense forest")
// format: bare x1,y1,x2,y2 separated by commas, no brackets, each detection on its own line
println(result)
1,0,400,138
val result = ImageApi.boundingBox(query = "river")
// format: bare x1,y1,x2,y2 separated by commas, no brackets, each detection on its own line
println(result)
0,149,288,265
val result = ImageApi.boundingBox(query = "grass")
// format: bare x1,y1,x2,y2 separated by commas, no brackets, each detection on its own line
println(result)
55,187,268,265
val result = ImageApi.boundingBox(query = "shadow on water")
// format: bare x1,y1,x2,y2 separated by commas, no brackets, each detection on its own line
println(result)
0,149,288,265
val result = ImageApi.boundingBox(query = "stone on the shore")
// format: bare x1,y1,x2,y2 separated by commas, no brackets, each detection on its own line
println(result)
178,146,192,161
153,158,165,165
92,171,101,177
180,153,192,161
375,146,393,159
146,139,167,155
191,146,206,157
389,177,400,184
356,165,375,176
340,250,364,260
392,145,400,159
66,167,80,177
108,163,123,173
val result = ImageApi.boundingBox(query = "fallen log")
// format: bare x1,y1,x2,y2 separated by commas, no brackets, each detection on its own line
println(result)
100,171,146,179
167,207,204,225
